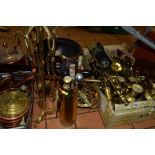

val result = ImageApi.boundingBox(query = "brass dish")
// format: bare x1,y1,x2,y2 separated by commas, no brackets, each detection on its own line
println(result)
132,84,143,93
145,91,153,100
77,85,100,108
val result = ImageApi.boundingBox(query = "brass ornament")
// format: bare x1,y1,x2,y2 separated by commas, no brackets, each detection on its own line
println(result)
145,91,153,100
77,85,100,108
111,62,122,72
128,76,136,83
132,84,143,93
117,76,126,83
126,91,136,103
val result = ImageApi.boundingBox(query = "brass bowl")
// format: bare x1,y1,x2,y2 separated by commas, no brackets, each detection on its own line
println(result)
77,85,100,108
0,89,30,128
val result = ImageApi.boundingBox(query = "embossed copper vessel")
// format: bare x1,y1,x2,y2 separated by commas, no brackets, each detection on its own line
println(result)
0,89,30,128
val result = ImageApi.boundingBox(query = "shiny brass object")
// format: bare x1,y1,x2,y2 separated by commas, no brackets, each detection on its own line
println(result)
132,84,143,93
128,76,136,83
59,76,78,127
83,79,101,83
115,89,127,105
110,77,121,89
111,61,122,72
25,26,56,128
126,84,143,103
145,90,153,100
77,85,100,108
127,76,137,89
103,85,114,110
145,89,155,100
0,89,30,128
117,76,126,83
126,91,136,103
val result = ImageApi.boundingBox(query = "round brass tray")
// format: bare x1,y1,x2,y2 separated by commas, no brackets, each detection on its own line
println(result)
77,85,100,108
0,89,29,118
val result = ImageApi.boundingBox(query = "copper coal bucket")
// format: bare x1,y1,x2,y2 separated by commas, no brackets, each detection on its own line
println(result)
0,89,30,128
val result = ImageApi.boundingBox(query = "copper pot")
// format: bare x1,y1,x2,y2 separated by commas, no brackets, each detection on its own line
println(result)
0,75,15,92
0,34,25,64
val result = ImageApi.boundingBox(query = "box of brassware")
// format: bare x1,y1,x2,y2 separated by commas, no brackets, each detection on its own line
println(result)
84,44,155,128
99,44,155,128
100,92,155,128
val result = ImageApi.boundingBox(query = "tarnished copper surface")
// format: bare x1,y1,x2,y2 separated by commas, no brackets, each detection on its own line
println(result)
0,75,15,91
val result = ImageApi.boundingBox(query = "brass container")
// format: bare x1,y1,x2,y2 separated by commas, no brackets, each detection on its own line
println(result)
59,87,78,127
0,89,30,128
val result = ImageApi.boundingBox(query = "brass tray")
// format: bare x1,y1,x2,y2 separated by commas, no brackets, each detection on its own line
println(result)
77,84,100,108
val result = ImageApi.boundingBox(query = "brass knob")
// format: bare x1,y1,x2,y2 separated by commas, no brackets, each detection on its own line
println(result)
111,62,122,72
63,76,72,84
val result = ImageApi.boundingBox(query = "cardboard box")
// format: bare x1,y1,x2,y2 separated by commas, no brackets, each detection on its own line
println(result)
100,92,155,128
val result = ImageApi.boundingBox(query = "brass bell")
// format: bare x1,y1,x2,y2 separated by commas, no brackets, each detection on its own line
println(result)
111,62,122,72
